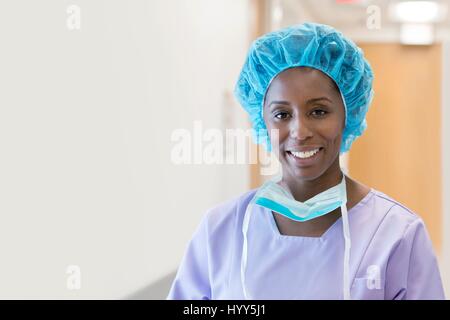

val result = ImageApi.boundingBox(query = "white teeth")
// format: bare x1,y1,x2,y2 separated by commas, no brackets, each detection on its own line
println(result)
290,148,320,159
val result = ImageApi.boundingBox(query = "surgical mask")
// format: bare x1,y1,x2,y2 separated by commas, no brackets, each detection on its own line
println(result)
241,173,352,299
254,175,347,222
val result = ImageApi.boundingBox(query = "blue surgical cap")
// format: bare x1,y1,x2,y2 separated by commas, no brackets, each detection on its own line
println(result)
234,22,374,153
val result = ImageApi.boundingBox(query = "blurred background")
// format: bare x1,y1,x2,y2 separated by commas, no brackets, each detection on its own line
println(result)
0,0,449,299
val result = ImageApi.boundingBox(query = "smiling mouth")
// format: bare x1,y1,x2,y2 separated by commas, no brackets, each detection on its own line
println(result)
287,148,323,159
285,147,324,167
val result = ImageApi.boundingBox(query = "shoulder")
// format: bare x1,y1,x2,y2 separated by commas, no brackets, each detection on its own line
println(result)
348,177,418,227
371,189,421,222
349,177,418,224
365,188,428,239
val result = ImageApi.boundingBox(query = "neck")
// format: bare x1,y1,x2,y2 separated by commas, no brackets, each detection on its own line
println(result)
280,158,343,202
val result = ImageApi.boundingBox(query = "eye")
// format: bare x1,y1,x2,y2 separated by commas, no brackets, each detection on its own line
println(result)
274,111,290,120
311,109,328,117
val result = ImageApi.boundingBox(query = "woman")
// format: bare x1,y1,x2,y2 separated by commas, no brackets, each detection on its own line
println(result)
167,23,445,300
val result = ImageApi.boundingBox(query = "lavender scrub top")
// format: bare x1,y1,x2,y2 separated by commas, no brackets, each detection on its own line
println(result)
167,188,445,300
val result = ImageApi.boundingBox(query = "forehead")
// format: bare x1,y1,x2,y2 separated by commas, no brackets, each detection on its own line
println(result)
264,67,339,102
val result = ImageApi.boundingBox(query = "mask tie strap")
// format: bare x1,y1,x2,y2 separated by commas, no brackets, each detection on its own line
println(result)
341,175,351,300
241,200,254,300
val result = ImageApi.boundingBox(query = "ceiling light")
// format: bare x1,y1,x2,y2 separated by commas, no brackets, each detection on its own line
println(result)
400,23,434,45
389,1,444,23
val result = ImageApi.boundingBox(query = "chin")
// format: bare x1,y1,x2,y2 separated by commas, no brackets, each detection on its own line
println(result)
279,154,322,181
281,164,324,182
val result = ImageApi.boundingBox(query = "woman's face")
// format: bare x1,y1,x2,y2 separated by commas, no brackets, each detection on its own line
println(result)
263,67,346,182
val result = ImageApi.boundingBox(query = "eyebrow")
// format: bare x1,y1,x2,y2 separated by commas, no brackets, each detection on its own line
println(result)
268,97,332,108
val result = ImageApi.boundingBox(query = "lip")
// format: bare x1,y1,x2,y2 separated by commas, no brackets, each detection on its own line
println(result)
287,146,323,152
286,148,323,167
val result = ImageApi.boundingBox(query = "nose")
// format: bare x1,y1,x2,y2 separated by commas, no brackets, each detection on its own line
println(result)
289,114,313,141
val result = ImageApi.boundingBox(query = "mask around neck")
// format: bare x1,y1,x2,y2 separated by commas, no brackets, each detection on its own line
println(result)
254,174,347,222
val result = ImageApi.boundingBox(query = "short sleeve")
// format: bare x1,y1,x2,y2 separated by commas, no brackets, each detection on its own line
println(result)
166,214,211,300
385,217,445,300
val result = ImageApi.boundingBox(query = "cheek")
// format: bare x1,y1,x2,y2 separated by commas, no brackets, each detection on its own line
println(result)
268,124,288,145
331,126,344,147
318,122,343,146
264,121,287,154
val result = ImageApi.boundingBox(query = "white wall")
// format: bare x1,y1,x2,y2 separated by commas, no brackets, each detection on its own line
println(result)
0,0,250,298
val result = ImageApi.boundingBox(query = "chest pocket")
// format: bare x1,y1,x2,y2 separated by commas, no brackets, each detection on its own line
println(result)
351,277,385,300
352,264,386,299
